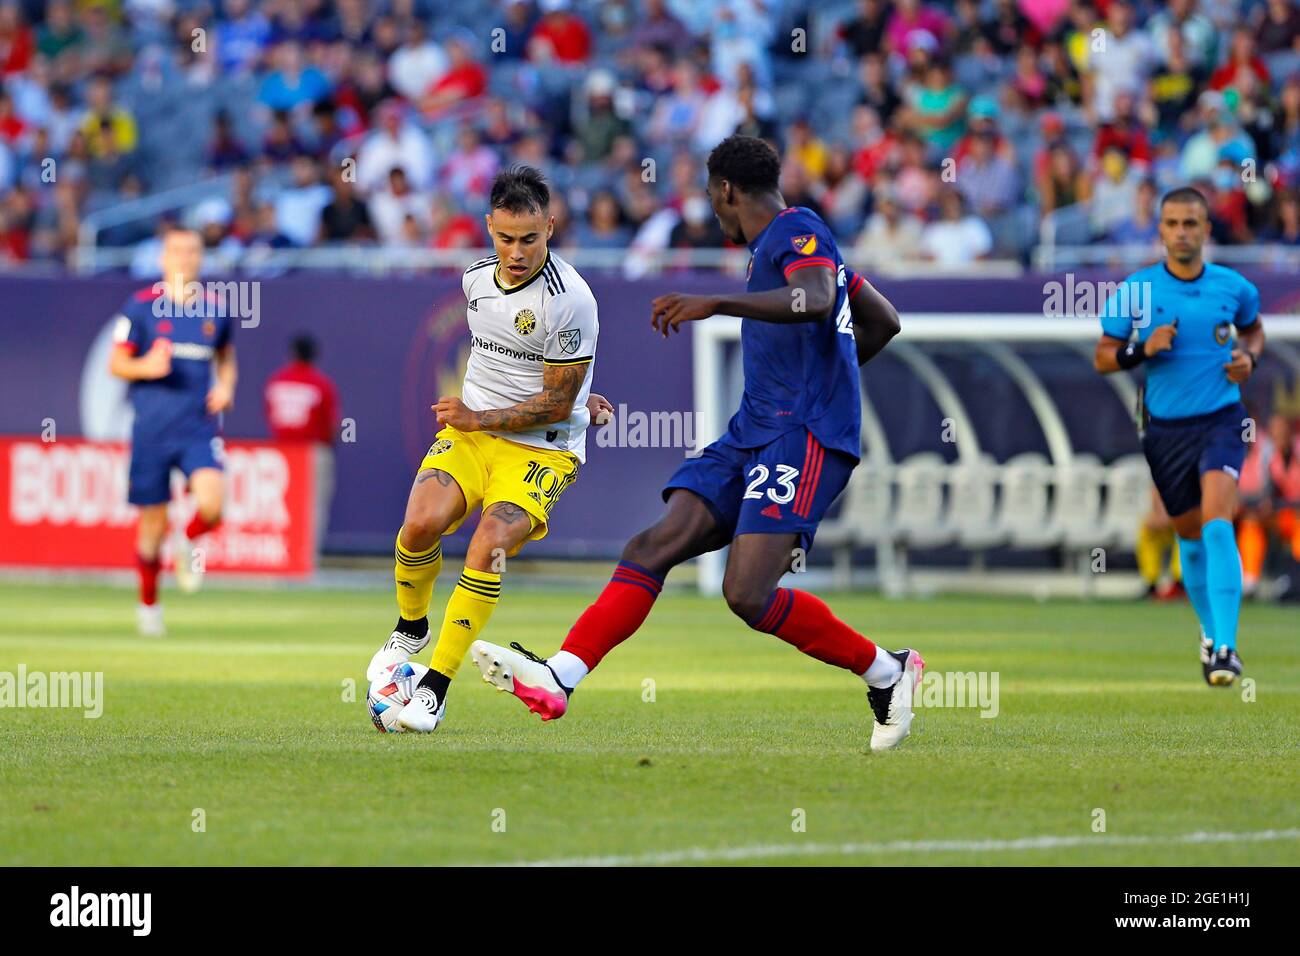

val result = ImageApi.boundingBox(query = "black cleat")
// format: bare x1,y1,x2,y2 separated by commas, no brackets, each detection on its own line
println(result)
1199,634,1215,685
1207,644,1242,687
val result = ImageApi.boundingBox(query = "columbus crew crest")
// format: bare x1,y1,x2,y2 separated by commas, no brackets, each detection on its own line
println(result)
426,438,453,456
514,308,537,336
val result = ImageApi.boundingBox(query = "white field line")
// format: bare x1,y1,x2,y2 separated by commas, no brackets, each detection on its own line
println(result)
481,828,1300,867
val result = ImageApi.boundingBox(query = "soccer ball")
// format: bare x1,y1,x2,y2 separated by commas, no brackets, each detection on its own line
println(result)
367,661,429,733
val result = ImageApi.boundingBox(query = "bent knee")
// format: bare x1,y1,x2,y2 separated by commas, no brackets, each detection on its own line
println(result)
723,581,770,626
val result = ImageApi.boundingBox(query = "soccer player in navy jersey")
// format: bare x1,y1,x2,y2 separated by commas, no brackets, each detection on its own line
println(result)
471,135,921,750
108,226,237,636
1094,186,1264,686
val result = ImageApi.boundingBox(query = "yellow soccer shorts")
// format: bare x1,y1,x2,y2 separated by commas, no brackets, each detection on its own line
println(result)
417,426,579,554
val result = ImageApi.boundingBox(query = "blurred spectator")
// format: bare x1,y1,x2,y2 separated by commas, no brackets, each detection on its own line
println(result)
369,166,429,247
318,167,374,243
275,156,332,246
958,127,1019,220
1209,28,1270,96
572,189,631,250
1238,414,1300,595
1091,146,1144,236
80,76,136,158
1148,0,1217,71
1085,0,1154,123
903,57,966,154
356,101,433,194
215,0,271,75
574,70,631,163
441,125,499,206
257,42,331,113
1107,177,1160,245
841,0,891,59
528,0,592,64
854,186,924,268
1253,0,1300,54
920,188,992,265
0,2,34,77
885,0,951,59
388,17,446,103
422,32,487,115
207,110,249,173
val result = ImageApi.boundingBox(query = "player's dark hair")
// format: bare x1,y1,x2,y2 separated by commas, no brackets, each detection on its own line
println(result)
292,334,317,363
1160,186,1208,213
490,165,550,215
707,135,781,196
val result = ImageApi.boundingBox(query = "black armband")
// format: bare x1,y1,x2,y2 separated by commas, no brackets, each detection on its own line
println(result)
1115,341,1146,370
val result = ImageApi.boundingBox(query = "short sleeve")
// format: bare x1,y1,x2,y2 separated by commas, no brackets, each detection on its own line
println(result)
1099,279,1139,340
844,266,865,298
768,214,837,282
111,307,148,354
1234,277,1261,328
544,290,598,366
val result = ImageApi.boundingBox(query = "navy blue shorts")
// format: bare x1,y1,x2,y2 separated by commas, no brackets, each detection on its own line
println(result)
128,435,225,506
1142,401,1248,518
663,427,854,551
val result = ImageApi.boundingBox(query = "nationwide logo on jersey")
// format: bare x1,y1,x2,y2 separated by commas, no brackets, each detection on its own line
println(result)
1214,320,1232,345
514,308,537,335
558,329,581,354
427,438,453,456
791,234,818,256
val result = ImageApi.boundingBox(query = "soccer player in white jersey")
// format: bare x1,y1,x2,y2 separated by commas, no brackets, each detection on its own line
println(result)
365,166,610,733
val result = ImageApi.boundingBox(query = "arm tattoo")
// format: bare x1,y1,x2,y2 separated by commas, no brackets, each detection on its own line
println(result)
475,362,588,432
485,501,530,525
416,468,456,486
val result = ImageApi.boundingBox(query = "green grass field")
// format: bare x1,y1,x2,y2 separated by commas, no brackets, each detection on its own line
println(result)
0,581,1296,866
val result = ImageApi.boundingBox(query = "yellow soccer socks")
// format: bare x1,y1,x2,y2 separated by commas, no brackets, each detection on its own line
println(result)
394,529,443,622
430,569,501,679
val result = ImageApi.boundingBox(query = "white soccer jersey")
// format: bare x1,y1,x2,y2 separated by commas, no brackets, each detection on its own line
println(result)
460,251,599,463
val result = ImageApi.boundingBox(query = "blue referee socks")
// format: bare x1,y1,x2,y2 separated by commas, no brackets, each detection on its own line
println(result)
1201,519,1242,650
1177,535,1215,644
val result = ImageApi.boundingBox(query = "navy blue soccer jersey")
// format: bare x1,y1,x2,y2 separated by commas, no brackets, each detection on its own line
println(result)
1099,262,1260,420
112,287,234,442
729,206,862,461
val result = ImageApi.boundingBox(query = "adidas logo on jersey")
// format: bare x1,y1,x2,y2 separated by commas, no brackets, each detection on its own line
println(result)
761,503,783,520
453,618,471,629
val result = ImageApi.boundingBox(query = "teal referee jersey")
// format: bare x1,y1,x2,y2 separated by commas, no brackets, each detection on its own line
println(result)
1099,262,1260,419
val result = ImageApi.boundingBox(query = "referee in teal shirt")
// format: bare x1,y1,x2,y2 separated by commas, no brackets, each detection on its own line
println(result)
1095,186,1265,686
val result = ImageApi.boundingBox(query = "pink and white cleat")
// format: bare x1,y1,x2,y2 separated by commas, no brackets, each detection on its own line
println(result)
471,640,570,721
868,648,925,751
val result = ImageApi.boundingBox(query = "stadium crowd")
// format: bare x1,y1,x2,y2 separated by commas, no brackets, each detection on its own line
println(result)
1,0,1299,271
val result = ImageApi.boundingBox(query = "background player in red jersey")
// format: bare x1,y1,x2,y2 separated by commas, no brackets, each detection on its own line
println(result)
264,334,341,551
472,136,920,750
108,227,237,636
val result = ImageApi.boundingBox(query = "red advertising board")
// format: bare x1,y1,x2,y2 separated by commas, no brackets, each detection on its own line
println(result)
0,437,315,576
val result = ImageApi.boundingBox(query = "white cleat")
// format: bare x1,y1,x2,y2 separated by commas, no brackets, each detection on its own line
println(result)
172,528,203,594
471,640,570,721
366,626,431,683
395,686,446,733
868,648,925,752
136,603,165,638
